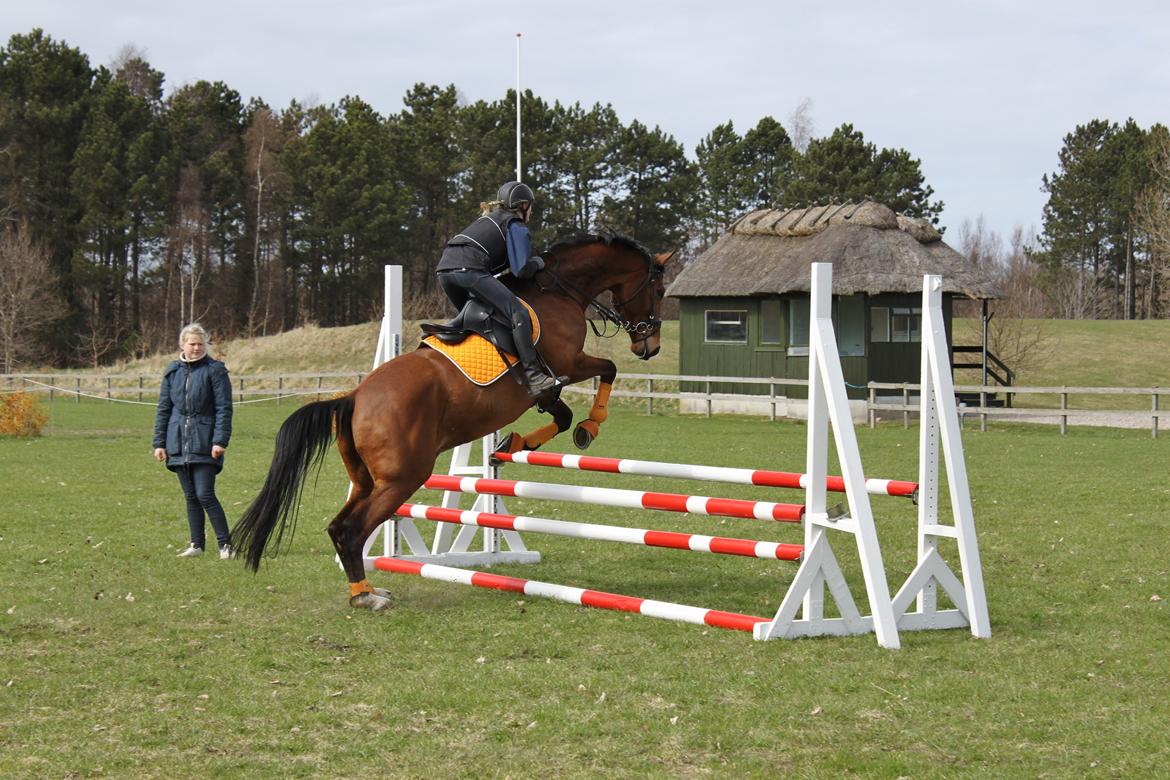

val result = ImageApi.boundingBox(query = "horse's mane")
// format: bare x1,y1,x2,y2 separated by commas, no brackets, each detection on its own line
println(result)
543,232,653,264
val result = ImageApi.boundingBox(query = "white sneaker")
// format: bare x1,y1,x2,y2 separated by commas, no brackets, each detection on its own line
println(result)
218,544,235,560
176,544,204,558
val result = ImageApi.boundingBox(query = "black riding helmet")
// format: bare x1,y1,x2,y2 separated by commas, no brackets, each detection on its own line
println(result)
498,181,535,210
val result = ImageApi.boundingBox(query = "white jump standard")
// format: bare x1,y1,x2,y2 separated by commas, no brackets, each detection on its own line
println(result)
370,263,990,648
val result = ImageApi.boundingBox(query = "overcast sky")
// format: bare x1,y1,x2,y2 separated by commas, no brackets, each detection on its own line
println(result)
5,1,1169,245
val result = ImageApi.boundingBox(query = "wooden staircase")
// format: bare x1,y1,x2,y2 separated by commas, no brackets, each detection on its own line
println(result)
952,346,1014,408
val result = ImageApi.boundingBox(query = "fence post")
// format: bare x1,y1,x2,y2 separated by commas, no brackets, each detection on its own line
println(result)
647,378,653,416
868,384,876,429
75,377,81,403
138,376,144,403
769,381,776,422
705,379,712,418
317,375,324,402
106,376,112,402
902,384,910,430
1153,389,1159,440
277,376,283,405
1060,389,1068,437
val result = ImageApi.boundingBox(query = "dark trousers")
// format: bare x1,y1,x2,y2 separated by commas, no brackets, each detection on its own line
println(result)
175,464,231,549
437,268,544,376
438,268,527,322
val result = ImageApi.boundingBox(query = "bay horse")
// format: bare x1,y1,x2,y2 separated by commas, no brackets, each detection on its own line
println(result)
233,233,673,609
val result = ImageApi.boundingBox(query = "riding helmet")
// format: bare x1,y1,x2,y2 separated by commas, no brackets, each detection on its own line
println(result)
498,181,535,210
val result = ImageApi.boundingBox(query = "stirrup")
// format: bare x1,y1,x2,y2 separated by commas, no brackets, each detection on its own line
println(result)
526,374,566,399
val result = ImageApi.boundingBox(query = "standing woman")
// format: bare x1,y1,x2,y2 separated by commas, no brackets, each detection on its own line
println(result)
152,323,235,559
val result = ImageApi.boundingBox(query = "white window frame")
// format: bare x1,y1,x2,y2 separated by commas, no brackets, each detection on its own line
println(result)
704,309,748,344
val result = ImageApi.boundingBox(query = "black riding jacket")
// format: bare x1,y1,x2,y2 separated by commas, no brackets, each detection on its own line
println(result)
438,209,521,274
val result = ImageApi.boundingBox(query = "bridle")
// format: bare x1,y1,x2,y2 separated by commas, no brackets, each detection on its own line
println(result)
540,256,664,342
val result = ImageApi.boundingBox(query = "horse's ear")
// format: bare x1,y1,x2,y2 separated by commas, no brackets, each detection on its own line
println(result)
654,251,675,267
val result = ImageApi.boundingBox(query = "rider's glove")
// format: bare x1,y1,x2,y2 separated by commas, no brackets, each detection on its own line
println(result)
518,256,545,278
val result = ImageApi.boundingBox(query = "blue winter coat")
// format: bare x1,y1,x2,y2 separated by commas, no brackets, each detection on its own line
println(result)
152,356,233,472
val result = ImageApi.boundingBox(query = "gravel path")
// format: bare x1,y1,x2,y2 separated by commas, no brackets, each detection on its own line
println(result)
958,409,1160,431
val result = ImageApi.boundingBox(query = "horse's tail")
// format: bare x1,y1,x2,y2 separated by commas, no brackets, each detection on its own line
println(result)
233,394,355,572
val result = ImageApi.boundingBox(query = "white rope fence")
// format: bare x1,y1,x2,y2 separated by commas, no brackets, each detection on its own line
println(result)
7,378,337,407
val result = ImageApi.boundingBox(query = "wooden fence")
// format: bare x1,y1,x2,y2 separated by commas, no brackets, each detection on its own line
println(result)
4,372,1168,438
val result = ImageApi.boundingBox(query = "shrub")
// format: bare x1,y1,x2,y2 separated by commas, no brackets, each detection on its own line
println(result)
0,391,48,437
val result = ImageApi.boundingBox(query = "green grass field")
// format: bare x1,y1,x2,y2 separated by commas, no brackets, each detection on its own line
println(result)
2,396,1168,777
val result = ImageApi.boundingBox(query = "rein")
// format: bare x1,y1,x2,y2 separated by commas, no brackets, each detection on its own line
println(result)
539,256,663,340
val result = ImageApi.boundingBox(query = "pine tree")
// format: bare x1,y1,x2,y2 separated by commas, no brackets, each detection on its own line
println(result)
695,121,748,244
739,116,795,210
786,123,943,223
0,29,94,361
600,120,697,252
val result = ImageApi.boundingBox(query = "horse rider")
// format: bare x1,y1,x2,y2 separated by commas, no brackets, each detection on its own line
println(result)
436,181,562,398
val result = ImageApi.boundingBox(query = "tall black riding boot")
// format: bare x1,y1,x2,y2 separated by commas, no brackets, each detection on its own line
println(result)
510,311,560,398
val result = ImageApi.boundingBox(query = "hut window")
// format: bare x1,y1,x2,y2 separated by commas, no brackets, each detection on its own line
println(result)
704,310,747,343
837,295,865,356
790,296,864,355
891,307,921,342
759,299,782,345
788,298,810,354
871,307,891,342
872,306,922,342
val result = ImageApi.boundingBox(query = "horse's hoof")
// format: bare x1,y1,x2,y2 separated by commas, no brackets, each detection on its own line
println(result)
349,591,394,611
573,420,599,450
492,433,522,462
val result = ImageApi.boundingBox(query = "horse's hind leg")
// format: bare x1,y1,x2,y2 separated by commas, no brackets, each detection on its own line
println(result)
328,433,396,608
328,480,420,610
325,491,389,610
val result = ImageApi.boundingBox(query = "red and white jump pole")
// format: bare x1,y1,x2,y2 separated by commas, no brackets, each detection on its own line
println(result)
493,450,918,500
374,557,770,633
423,474,804,522
396,503,804,561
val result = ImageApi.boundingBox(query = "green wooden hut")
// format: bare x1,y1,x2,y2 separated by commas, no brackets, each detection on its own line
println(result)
665,201,1001,413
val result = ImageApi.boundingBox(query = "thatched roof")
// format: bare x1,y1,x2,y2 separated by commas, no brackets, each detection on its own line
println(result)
667,201,1001,300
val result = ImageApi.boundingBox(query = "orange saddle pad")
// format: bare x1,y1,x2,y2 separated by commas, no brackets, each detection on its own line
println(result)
421,300,541,386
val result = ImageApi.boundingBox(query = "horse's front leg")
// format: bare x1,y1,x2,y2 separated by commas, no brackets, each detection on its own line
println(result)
496,396,573,454
568,355,617,450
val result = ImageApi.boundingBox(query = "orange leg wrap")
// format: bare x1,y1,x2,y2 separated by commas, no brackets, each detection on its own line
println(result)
500,431,526,454
522,422,561,449
349,579,375,597
588,382,612,424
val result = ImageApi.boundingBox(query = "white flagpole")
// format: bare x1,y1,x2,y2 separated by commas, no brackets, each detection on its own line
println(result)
515,32,522,182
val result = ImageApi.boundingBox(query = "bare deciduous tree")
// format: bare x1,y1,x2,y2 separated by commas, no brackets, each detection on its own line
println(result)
244,107,291,336
785,97,816,154
953,217,1053,377
0,222,65,372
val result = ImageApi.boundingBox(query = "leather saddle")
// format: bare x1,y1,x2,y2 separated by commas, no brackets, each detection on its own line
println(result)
419,299,520,356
